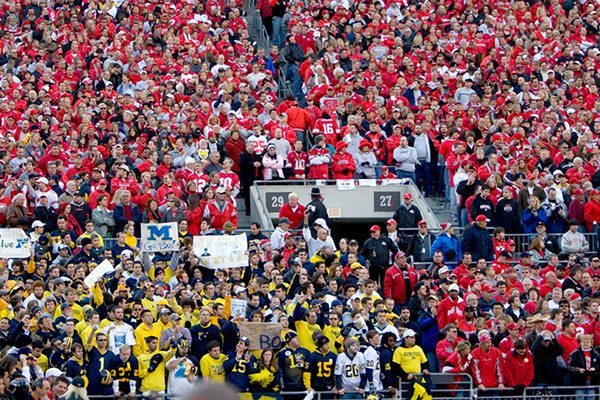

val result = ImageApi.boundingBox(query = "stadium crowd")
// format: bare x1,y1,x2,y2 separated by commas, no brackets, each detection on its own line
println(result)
0,0,599,398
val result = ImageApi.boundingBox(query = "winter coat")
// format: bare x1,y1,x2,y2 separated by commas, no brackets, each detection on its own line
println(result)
353,150,377,178
417,310,438,353
584,199,600,232
6,203,31,230
531,335,563,384
392,204,422,230
431,233,461,263
502,349,534,388
522,207,548,234
461,224,494,261
407,232,435,262
567,347,600,386
383,264,414,305
471,346,504,387
331,151,356,179
91,207,115,238
541,199,568,233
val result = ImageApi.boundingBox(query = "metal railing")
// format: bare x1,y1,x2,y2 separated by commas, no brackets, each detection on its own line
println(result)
83,380,600,400
398,373,473,400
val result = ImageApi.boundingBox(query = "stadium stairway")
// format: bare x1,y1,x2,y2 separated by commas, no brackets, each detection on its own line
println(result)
244,0,270,50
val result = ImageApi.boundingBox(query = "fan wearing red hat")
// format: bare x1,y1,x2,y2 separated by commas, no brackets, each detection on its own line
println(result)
462,215,494,261
498,322,522,355
331,140,356,179
567,188,585,227
355,138,378,179
362,224,398,285
471,330,505,390
583,189,600,232
391,192,422,229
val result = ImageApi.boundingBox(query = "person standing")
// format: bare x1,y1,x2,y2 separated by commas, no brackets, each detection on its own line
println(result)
392,193,422,230
282,35,306,107
239,142,263,216
470,331,505,394
361,225,398,286
462,215,494,261
334,338,367,397
393,137,417,182
306,187,329,228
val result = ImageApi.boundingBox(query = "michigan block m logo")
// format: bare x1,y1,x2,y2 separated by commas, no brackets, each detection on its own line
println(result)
147,225,173,241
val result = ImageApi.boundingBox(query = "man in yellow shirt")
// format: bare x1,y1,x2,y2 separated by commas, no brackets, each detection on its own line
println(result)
199,341,226,382
392,329,430,382
133,310,163,357
138,335,175,395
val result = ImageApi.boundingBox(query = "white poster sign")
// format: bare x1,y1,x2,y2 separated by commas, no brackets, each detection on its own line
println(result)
84,259,115,287
193,234,248,269
0,229,31,258
336,179,356,191
230,299,247,318
140,222,179,252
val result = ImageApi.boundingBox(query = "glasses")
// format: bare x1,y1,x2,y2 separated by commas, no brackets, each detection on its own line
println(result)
592,260,599,262
97,339,107,342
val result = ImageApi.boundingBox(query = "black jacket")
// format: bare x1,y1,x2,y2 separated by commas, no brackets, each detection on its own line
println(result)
306,198,329,227
567,347,600,386
239,150,263,187
461,223,494,261
531,335,563,384
392,204,422,230
361,236,398,269
407,232,435,262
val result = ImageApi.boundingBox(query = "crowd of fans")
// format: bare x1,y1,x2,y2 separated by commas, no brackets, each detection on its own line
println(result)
0,0,599,398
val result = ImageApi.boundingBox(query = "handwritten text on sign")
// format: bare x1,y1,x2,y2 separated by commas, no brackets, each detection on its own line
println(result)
140,222,179,252
238,322,282,351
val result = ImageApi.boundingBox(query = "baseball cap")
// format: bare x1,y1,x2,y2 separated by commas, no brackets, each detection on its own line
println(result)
369,225,380,232
475,215,488,222
448,283,460,292
404,193,412,199
402,329,417,338
386,219,397,226
32,221,45,228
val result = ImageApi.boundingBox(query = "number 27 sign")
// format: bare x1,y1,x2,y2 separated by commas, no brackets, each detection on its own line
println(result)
373,192,401,212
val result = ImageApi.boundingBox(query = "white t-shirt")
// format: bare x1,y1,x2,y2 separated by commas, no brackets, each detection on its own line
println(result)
105,322,135,354
167,358,197,396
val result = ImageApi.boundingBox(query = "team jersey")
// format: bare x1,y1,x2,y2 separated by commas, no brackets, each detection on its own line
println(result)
167,356,199,396
218,171,240,192
64,357,88,384
363,345,383,391
277,345,311,390
86,347,115,396
392,345,427,374
334,351,366,392
308,350,336,390
287,150,308,178
199,353,226,382
108,355,139,394
379,345,394,389
138,349,173,393
224,352,257,391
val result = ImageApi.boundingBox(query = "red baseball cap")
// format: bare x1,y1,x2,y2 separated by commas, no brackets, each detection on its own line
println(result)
98,179,107,185
404,193,413,200
369,225,381,232
386,219,397,226
475,215,488,222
